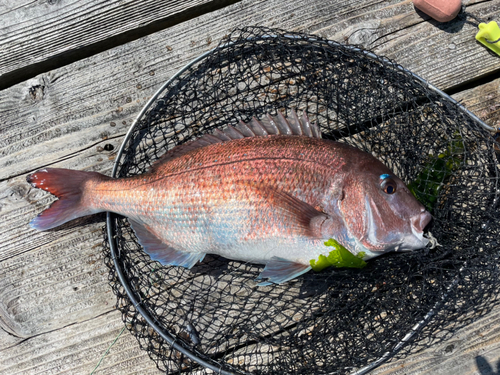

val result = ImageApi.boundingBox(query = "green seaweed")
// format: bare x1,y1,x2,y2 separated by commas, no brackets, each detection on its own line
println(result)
310,238,367,272
407,133,464,213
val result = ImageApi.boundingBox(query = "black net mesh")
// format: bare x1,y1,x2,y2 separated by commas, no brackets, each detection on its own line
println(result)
101,27,500,374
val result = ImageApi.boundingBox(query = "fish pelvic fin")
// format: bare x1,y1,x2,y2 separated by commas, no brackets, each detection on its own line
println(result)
256,257,312,286
27,168,107,230
128,219,205,268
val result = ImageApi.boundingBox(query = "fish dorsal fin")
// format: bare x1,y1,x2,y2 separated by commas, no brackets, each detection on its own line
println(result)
233,110,321,139
149,110,321,172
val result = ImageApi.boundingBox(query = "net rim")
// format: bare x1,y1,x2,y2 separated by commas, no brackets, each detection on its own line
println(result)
105,29,496,375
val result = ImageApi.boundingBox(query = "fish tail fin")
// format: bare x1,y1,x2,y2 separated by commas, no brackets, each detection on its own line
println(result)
27,168,107,230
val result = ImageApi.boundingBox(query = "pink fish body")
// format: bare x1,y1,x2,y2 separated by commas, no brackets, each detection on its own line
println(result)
28,111,431,284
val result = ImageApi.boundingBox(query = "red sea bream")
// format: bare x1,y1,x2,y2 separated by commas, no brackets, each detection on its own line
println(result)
28,111,432,285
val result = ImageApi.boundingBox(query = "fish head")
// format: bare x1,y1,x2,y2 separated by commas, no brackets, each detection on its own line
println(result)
338,157,432,256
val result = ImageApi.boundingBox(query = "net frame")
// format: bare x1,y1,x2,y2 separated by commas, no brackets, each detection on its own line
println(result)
102,26,500,374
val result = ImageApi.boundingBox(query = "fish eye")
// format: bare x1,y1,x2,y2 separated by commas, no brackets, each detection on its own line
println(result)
381,178,397,194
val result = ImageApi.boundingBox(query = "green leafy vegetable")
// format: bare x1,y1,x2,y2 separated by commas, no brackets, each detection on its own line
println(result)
310,238,367,272
408,132,464,213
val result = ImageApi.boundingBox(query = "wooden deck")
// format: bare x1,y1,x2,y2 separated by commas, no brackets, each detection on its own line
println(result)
1,0,500,373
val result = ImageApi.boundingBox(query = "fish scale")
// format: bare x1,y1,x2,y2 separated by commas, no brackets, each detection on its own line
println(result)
86,137,364,255
27,111,431,285
83,137,342,261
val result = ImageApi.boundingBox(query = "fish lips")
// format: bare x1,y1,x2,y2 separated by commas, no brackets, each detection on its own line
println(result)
396,210,433,252
411,209,432,233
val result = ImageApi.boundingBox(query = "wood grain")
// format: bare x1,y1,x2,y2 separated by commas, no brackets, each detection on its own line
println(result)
0,310,163,375
1,0,500,373
318,0,500,91
453,76,500,130
3,0,500,183
2,0,500,91
372,306,500,375
0,0,241,89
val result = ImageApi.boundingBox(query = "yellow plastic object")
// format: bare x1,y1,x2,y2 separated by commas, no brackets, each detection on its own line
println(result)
475,21,500,56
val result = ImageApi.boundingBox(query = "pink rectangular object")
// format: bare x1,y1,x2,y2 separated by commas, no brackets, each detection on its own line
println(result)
413,0,461,22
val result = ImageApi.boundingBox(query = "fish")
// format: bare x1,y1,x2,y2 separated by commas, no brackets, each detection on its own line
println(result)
27,110,432,285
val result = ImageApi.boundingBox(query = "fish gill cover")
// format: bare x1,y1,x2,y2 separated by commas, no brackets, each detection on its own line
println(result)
102,27,500,374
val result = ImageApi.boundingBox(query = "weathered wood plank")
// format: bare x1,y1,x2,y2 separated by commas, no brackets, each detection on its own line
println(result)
1,0,500,373
0,310,163,375
2,0,500,184
0,206,112,338
0,0,405,182
0,0,241,89
2,0,500,92
372,306,500,375
453,76,500,130
319,0,500,91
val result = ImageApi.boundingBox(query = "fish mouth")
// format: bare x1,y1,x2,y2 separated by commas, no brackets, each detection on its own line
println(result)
399,210,433,251
411,209,432,233
367,210,433,254
353,199,433,257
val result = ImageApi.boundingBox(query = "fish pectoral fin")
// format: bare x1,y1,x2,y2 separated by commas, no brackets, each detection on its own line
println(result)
128,219,204,269
251,185,329,238
256,257,312,286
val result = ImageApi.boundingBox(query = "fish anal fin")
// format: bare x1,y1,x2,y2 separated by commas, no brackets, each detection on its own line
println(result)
256,257,311,285
128,219,204,268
